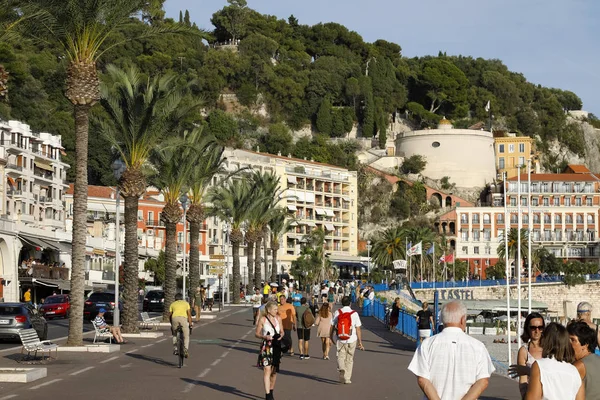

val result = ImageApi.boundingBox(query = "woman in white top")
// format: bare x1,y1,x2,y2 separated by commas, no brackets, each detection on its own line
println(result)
525,322,584,400
509,312,545,398
255,301,283,400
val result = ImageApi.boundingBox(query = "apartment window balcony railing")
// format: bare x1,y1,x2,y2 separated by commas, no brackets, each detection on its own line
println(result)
342,205,349,210
460,217,468,223
333,189,341,194
33,170,54,180
102,271,116,281
6,163,23,171
146,219,165,227
307,185,314,190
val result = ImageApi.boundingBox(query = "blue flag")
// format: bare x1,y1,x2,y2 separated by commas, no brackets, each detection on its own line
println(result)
426,244,434,255
407,241,412,250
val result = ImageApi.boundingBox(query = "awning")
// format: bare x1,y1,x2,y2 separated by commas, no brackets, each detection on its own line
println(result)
305,222,317,227
342,197,351,202
54,241,72,253
324,210,335,217
287,176,297,184
325,224,335,231
6,176,15,186
315,209,325,215
290,222,298,227
287,205,297,211
34,160,53,172
33,278,58,288
19,235,49,250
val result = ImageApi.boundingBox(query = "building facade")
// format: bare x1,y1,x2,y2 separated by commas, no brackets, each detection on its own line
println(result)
441,168,600,278
494,132,539,179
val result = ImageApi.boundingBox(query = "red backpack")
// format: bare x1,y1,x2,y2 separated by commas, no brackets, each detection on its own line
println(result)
336,310,356,340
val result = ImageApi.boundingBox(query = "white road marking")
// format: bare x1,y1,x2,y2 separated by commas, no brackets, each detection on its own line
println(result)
182,383,195,394
241,335,247,339
0,395,18,399
126,348,139,354
100,356,119,364
221,351,229,358
246,329,254,335
29,379,62,390
120,363,133,368
210,359,221,366
141,343,154,348
70,366,95,376
156,338,167,343
198,368,211,378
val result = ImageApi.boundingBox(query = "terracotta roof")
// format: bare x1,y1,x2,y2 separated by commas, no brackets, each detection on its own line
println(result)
565,164,590,173
507,173,600,182
66,184,165,203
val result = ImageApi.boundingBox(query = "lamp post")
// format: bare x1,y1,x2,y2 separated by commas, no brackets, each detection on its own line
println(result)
180,194,189,300
222,222,229,305
367,240,372,279
111,159,126,327
321,240,327,282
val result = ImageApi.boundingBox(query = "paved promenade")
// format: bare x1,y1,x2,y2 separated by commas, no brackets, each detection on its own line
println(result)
0,305,520,399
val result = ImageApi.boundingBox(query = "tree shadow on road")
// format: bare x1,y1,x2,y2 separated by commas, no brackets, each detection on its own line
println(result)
220,322,251,328
277,369,339,385
219,344,257,355
181,378,263,400
125,352,177,367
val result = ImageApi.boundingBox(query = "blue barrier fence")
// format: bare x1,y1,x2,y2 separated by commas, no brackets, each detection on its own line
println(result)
363,298,418,341
409,274,600,290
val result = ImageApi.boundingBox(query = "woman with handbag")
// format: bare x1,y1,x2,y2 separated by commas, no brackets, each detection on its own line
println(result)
315,302,333,359
256,301,284,400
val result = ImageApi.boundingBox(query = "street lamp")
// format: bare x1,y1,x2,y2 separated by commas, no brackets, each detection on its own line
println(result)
367,240,372,279
180,193,189,300
111,159,126,327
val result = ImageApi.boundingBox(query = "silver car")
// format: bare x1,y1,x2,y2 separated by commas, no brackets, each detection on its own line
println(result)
0,303,48,341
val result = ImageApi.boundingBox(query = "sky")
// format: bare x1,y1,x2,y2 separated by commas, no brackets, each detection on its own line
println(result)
164,0,600,114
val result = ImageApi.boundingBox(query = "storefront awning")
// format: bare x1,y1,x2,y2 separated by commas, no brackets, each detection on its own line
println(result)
19,235,49,250
34,160,53,172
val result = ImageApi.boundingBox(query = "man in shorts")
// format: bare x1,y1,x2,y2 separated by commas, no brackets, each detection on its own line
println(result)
416,302,435,342
169,293,192,357
192,287,202,322
294,297,313,359
205,284,214,311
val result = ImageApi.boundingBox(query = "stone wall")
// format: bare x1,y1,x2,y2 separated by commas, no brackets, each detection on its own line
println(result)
413,281,600,320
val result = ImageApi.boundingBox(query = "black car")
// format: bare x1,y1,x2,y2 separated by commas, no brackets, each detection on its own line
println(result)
142,290,164,312
0,303,48,341
84,291,122,321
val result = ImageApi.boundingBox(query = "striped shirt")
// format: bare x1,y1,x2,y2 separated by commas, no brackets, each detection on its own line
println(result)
94,316,109,332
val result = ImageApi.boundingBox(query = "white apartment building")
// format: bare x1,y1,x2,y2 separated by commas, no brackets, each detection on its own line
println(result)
207,149,359,274
0,120,71,302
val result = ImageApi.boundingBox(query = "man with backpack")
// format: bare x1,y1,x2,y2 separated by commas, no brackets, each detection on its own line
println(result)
331,296,364,384
294,297,314,359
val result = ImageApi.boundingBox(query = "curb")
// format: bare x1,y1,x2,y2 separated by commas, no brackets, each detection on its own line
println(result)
121,332,164,338
58,344,120,353
0,368,47,383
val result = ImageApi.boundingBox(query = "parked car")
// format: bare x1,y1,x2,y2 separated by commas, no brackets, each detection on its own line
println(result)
142,290,164,312
84,291,122,321
0,303,48,341
39,295,70,319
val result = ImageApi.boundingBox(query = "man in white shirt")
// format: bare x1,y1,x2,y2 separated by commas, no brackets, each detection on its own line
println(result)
408,300,495,400
330,296,364,384
205,284,214,311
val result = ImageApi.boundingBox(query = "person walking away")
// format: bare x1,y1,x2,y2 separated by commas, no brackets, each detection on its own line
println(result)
205,284,214,311
200,285,206,310
524,322,583,400
294,297,314,359
255,301,283,400
568,320,600,399
169,293,192,358
192,287,202,322
336,284,344,304
263,282,271,301
508,312,545,397
330,296,364,384
252,288,263,325
315,302,333,359
278,296,296,356
576,302,600,350
327,287,335,304
23,288,31,304
416,302,434,342
389,298,401,331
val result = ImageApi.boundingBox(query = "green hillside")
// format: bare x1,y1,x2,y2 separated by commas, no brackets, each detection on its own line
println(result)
0,1,586,184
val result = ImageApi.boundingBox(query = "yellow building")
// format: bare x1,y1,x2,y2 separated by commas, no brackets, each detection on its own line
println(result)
494,133,538,178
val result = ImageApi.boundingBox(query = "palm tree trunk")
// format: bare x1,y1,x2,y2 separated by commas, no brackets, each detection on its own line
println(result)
246,240,254,291
188,221,200,294
162,219,177,322
254,236,262,289
263,236,268,286
121,194,140,333
66,104,90,346
231,238,241,304
271,242,279,283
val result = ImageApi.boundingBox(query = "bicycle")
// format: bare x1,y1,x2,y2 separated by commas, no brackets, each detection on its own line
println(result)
174,324,185,368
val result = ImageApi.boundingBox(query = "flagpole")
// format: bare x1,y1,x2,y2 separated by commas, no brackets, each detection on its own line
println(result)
517,166,522,350
504,172,512,366
420,253,423,289
527,159,532,314
452,251,456,288
433,243,436,290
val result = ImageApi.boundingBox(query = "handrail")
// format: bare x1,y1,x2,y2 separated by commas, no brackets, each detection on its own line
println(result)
366,298,418,341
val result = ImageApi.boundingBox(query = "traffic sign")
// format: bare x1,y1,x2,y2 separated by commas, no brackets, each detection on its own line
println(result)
209,267,226,275
209,254,225,260
208,261,225,267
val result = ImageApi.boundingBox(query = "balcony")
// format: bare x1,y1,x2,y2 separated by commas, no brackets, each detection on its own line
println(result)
5,142,26,153
6,163,23,172
33,170,54,182
18,264,69,280
146,219,165,227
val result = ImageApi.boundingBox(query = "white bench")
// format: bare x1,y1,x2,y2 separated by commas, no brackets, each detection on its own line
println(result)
91,320,113,344
18,328,59,361
140,312,160,330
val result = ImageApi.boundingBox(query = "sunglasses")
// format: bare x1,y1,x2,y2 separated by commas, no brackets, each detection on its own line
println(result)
529,325,544,331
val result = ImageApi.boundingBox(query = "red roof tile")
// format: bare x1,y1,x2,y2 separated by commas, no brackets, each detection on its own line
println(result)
565,164,591,173
507,173,600,182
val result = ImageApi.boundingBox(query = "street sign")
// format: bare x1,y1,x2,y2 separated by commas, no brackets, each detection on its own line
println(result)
208,261,225,267
209,254,225,260
209,267,226,275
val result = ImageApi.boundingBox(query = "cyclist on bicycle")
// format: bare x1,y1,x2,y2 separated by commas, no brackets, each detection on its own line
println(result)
169,293,192,358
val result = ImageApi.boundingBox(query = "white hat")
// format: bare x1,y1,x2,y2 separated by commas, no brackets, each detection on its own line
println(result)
270,283,279,288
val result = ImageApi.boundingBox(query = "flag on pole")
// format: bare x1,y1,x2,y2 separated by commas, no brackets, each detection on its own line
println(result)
392,260,408,270
444,254,454,263
485,100,490,112
406,241,412,251
439,254,446,263
426,244,434,255
407,242,422,256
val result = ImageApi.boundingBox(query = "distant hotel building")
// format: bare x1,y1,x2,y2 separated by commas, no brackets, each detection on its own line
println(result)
494,132,539,179
439,165,600,278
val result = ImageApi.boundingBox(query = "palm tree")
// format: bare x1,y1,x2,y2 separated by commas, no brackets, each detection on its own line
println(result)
497,228,529,278
208,179,253,303
185,132,225,295
16,0,185,346
149,134,196,322
99,65,196,332
371,226,407,268
268,209,295,282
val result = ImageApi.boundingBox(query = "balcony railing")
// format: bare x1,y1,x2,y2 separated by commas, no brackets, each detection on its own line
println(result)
146,220,165,227
6,163,23,171
18,265,69,280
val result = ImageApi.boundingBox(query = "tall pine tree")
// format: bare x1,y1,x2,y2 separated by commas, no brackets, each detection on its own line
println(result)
316,98,333,136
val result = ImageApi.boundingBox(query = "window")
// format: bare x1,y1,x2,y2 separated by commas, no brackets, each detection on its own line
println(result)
460,215,468,223
461,246,468,255
474,247,480,255
508,144,515,153
518,157,525,166
566,215,573,223
178,232,183,243
553,197,560,206
483,214,490,223
532,198,539,206
510,198,517,206
461,231,469,241
498,144,505,153
498,157,505,169
523,214,529,223
483,229,491,241
543,197,549,206
148,211,154,222
521,197,527,206
575,198,582,206
497,214,504,223
588,215,594,224
587,198,593,206
544,214,551,224
519,143,525,153
555,214,562,223
577,215,584,224
431,141,441,148
473,230,480,241
137,210,143,221
485,247,491,255
533,214,540,224
565,197,571,206
472,214,480,223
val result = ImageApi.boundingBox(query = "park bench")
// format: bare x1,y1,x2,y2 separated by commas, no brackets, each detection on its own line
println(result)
140,312,160,330
18,328,59,361
91,320,113,344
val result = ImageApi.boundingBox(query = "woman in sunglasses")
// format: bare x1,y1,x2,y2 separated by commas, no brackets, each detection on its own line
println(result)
509,312,545,398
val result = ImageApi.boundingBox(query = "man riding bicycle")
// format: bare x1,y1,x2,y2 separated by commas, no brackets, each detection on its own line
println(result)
169,293,192,358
